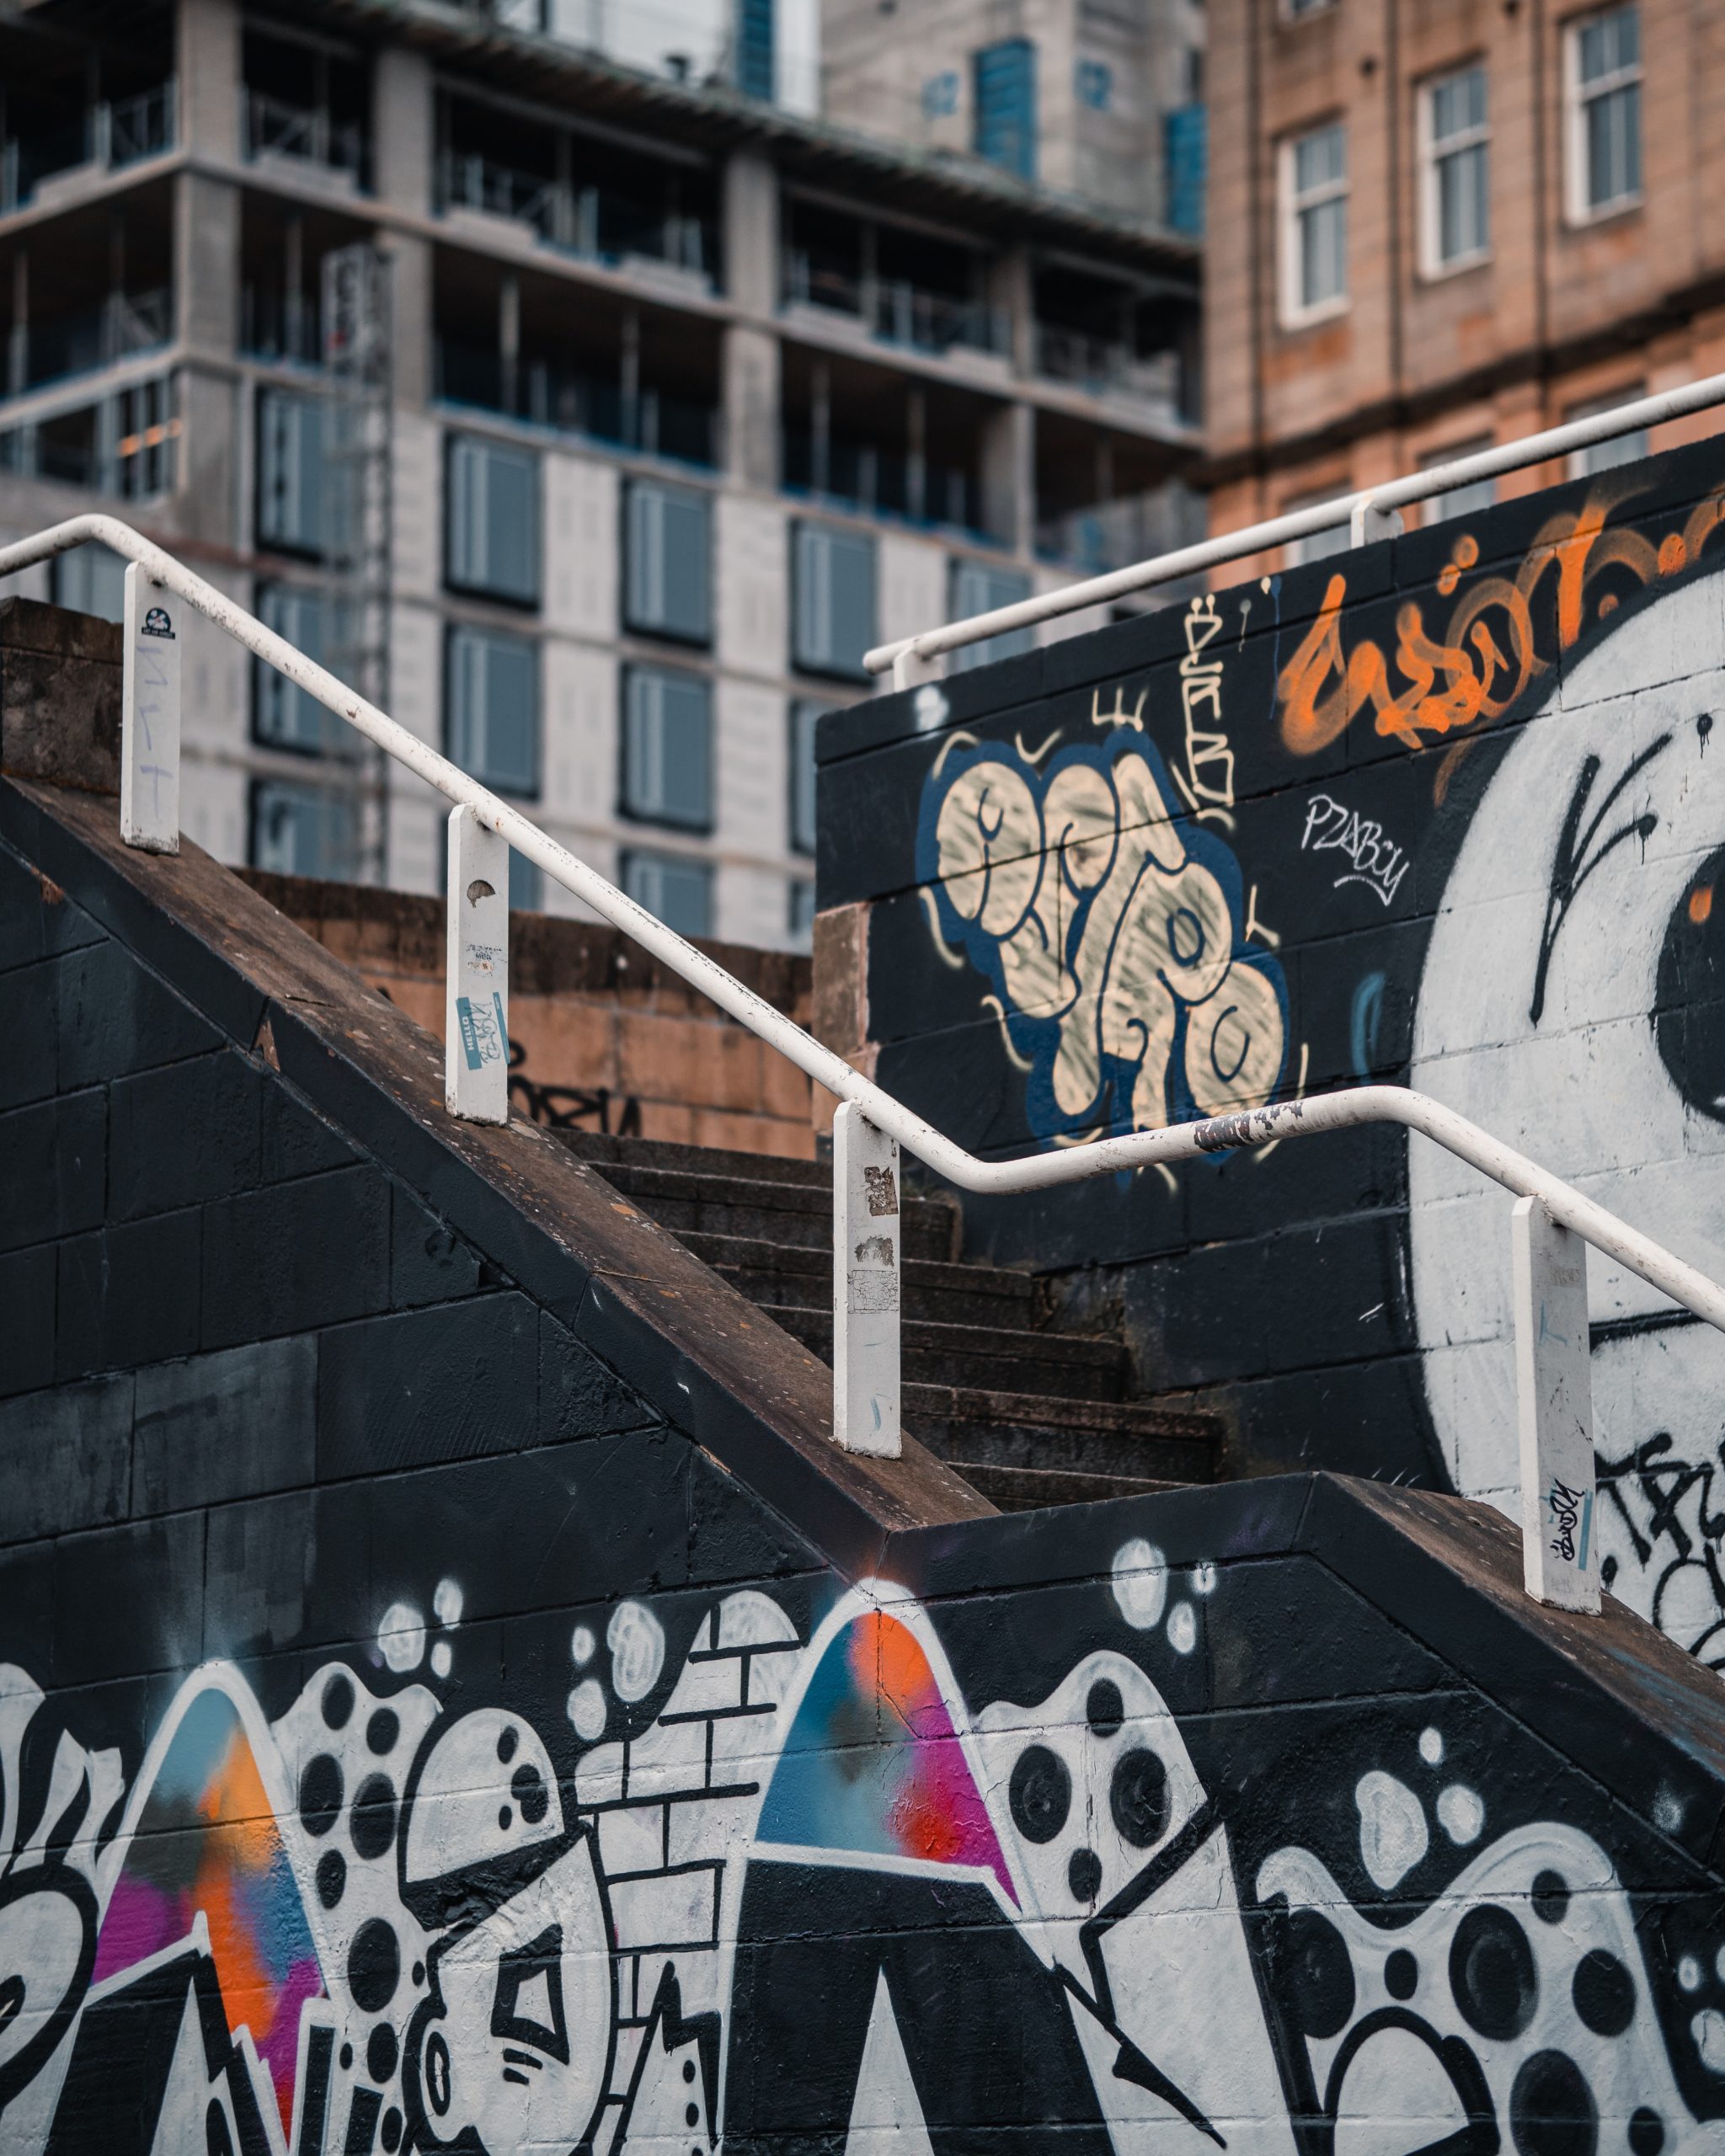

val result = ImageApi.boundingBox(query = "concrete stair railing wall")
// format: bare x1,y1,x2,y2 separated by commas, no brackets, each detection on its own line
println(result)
6,597,1725,2156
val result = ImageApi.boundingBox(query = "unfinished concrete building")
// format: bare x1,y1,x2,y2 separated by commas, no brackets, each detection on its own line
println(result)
0,0,1199,947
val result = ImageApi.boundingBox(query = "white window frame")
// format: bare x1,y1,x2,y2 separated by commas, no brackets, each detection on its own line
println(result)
1565,388,1648,478
1418,63,1491,279
1418,439,1498,525
1279,120,1348,328
1282,490,1351,568
1565,3,1642,224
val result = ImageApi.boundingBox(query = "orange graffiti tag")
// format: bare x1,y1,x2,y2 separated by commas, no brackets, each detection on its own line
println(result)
1278,479,1725,766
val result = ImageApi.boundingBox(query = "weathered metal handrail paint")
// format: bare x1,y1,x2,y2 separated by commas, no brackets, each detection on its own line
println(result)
864,367,1725,683
7,511,1725,1615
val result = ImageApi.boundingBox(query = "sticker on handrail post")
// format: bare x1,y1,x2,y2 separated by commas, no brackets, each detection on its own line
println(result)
445,806,510,1125
120,562,180,854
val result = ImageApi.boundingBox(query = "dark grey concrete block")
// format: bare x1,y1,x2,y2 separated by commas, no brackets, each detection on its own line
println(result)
317,1292,539,1479
0,958,59,1108
0,1089,105,1252
52,1508,203,1685
134,1336,317,1515
391,1189,484,1309
56,1208,202,1381
200,1165,391,1348
109,1050,264,1219
55,939,220,1090
0,1372,132,1543
0,1244,55,1398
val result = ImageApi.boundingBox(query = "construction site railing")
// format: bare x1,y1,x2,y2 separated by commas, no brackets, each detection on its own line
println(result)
865,367,1725,685
5,509,1725,1618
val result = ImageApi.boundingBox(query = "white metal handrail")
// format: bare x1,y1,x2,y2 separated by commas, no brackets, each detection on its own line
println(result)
865,367,1725,684
5,511,1723,1614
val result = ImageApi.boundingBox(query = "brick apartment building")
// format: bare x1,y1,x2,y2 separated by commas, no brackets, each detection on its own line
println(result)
1202,0,1725,563
0,0,1199,952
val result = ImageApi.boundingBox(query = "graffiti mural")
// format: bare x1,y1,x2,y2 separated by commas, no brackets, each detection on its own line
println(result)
918,727,1289,1145
3,1544,1724,2156
883,454,1725,1654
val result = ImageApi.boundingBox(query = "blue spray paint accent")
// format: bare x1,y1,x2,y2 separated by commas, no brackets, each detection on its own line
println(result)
1349,972,1386,1079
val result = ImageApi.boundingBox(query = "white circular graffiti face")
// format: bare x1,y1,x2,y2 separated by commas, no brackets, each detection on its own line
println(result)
1409,566,1725,1656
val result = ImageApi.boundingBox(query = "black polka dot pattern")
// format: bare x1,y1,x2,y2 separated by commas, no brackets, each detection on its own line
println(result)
1009,1746,1071,1844
366,1709,400,1756
497,1725,519,1764
1274,1908,1354,2040
1110,1748,1170,1849
299,1755,343,1838
511,1763,550,1827
316,1849,347,1910
1509,2049,1596,2156
1087,1679,1124,1738
1532,1870,1572,1926
1572,1950,1636,2038
1385,1948,1418,2000
1629,2109,1664,2156
322,1674,355,1731
349,1919,401,2014
382,2108,403,2153
350,1774,398,1861
367,2022,399,2084
1450,1905,1538,2041
1069,1847,1103,1903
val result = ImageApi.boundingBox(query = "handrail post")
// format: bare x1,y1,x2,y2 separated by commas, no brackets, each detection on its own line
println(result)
1350,499,1403,547
832,1102,902,1457
120,560,180,854
892,645,941,691
444,803,511,1124
1512,1196,1600,1613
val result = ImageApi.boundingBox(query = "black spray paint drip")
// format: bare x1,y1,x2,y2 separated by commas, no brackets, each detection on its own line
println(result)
1530,733,1671,1027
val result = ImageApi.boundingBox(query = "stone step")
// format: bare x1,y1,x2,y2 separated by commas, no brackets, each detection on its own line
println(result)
556,1129,831,1191
761,1305,1130,1401
594,1162,959,1261
903,1386,1218,1484
954,1464,1186,1513
678,1230,1044,1330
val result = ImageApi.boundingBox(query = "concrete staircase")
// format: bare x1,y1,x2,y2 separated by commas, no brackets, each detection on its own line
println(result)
558,1131,1220,1510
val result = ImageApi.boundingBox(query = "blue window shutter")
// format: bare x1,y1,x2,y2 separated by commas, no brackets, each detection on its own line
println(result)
948,561,1032,672
739,0,775,102
626,481,711,643
1164,104,1207,236
974,40,1037,182
447,435,540,603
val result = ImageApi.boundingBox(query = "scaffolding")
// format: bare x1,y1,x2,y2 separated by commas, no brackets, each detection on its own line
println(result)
321,242,393,884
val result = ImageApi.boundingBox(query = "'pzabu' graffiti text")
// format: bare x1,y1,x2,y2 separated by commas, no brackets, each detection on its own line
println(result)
1300,792,1411,907
1277,478,1725,763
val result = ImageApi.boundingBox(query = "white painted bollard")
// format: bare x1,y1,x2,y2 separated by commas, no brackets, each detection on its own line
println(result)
1512,1195,1600,1613
120,562,180,853
444,803,510,1124
832,1102,902,1457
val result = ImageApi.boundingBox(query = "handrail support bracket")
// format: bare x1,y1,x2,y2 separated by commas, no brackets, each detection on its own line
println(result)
832,1102,902,1458
1512,1194,1601,1613
445,803,511,1125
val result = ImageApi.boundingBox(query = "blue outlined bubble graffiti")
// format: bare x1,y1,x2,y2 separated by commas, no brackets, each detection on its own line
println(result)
916,727,1289,1145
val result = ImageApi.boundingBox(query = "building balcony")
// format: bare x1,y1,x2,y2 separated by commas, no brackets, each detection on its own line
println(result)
5,288,172,403
1,83,177,216
243,92,369,195
435,150,715,288
1033,327,1184,418
434,339,718,468
781,253,1009,365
